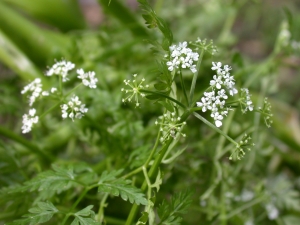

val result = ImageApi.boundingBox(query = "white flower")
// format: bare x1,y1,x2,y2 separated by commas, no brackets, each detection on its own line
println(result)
210,75,223,89
76,69,98,88
196,97,211,112
51,87,57,93
266,204,279,220
166,42,199,73
211,62,222,73
211,112,223,127
22,108,39,133
21,78,43,106
61,95,88,121
46,60,75,82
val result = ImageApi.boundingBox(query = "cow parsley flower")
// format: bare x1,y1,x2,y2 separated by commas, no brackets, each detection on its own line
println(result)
121,74,149,107
196,62,237,127
77,69,98,88
155,112,186,143
46,60,75,82
61,95,88,121
22,108,39,133
21,78,43,106
166,41,199,73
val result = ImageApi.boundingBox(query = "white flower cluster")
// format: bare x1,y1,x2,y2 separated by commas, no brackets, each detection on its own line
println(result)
155,112,186,143
20,60,97,133
240,88,254,113
166,41,199,73
196,62,238,127
121,74,149,107
22,109,39,133
21,78,43,106
46,60,75,82
61,96,88,121
77,69,98,88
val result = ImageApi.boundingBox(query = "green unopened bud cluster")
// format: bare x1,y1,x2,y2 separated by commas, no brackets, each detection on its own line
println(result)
155,112,186,143
229,134,254,160
258,98,273,128
190,38,218,55
121,74,149,107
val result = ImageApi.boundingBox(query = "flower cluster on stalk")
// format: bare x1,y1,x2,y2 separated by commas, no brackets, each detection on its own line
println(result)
166,41,199,73
121,74,149,107
196,62,238,127
46,60,75,82
155,112,186,143
20,60,97,133
21,109,39,133
61,96,88,121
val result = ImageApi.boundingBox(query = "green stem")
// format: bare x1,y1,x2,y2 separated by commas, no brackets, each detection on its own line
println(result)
0,125,54,162
193,112,238,146
189,50,204,106
223,196,266,220
125,139,173,225
179,69,189,105
98,193,109,223
61,187,89,225
140,89,186,109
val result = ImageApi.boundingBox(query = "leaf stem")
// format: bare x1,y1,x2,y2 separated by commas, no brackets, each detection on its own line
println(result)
189,49,204,106
140,89,186,109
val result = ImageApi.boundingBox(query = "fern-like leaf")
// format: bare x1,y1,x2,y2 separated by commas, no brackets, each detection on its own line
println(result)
157,190,193,225
7,201,58,225
98,170,148,205
71,205,99,225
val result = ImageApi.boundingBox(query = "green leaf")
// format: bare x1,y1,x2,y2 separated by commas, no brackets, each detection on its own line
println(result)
158,100,174,112
157,190,193,225
11,164,87,200
154,82,169,91
136,212,148,225
71,205,98,225
98,170,148,205
7,201,58,225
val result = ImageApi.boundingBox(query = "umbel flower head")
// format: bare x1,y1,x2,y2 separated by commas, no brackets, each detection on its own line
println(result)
22,108,39,133
240,88,254,113
21,78,43,106
229,134,254,160
258,97,273,128
196,62,238,127
166,41,199,73
121,74,149,107
46,60,75,82
155,112,186,143
61,95,88,121
77,69,98,88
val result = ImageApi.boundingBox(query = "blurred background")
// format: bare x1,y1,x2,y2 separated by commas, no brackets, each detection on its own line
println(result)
0,0,300,224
